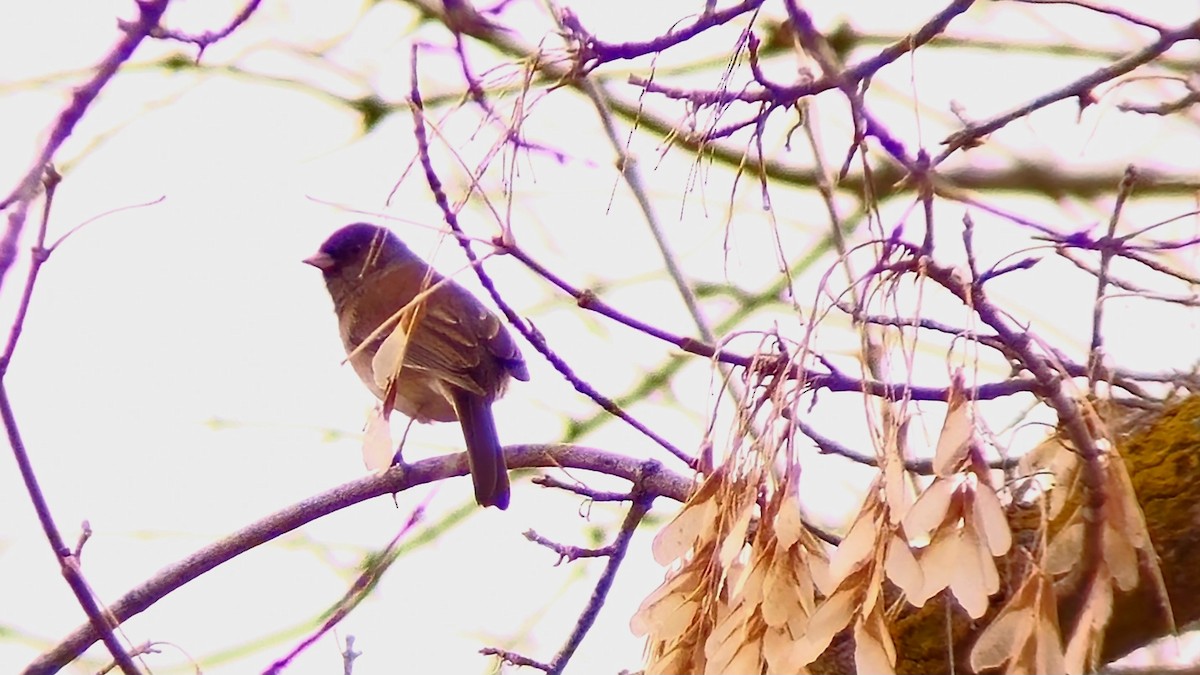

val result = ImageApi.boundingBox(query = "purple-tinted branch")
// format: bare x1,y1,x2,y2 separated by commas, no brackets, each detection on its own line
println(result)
544,497,652,675
506,241,1040,401
834,299,1009,354
1011,0,1169,33
0,0,170,294
408,46,695,469
264,504,426,674
3,387,141,675
479,648,551,672
1120,89,1200,115
449,33,566,162
1056,248,1171,295
26,445,686,675
524,529,615,564
783,0,886,182
1043,219,1200,286
563,0,766,73
342,636,361,675
3,170,139,674
746,32,790,94
977,256,1041,284
1119,248,1200,286
152,0,263,60
938,19,1200,161
73,520,93,560
1131,233,1200,253
1087,166,1137,386
701,108,775,142
631,0,975,106
532,474,632,502
0,168,54,371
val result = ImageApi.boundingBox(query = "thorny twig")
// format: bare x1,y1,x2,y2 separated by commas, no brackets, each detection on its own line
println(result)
489,487,655,674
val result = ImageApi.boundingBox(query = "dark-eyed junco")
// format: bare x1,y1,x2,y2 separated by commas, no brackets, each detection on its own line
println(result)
304,223,528,509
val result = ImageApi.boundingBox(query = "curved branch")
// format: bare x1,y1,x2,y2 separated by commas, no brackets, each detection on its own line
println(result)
22,444,691,675
0,0,171,296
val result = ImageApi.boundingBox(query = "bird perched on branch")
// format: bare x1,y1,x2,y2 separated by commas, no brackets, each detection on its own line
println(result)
304,223,528,509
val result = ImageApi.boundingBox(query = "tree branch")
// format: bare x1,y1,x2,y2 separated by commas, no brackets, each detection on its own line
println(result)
22,444,688,675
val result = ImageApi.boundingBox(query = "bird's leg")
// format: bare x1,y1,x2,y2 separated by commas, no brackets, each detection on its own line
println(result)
388,416,418,508
391,416,417,467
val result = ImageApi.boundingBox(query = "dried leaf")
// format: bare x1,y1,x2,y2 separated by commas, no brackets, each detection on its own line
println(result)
1103,523,1140,592
828,508,878,585
704,598,761,675
652,493,718,565
1105,452,1175,631
1021,436,1079,519
793,582,858,666
776,485,805,549
968,569,1061,674
646,633,702,675
912,529,956,606
949,525,992,619
933,379,973,475
854,613,896,675
719,499,754,571
361,406,394,471
631,565,702,638
732,539,770,603
970,604,1031,672
903,477,955,544
763,624,807,675
1046,518,1084,576
883,432,913,525
791,550,819,618
371,317,410,390
1063,575,1113,674
761,555,803,629
861,544,885,617
971,483,1013,556
1106,455,1149,549
885,533,924,601
1036,612,1067,675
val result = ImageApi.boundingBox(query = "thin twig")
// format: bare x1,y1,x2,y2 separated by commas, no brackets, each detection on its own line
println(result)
938,20,1200,161
1088,166,1137,390
264,503,427,674
532,474,633,502
480,648,552,672
545,496,654,674
342,635,361,675
524,530,616,564
407,45,696,468
3,169,140,674
576,76,717,347
0,0,170,293
151,0,263,59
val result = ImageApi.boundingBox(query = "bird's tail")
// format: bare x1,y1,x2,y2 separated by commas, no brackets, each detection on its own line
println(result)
452,390,511,510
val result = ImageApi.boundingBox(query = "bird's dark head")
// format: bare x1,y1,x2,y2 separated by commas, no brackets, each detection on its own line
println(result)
303,223,409,281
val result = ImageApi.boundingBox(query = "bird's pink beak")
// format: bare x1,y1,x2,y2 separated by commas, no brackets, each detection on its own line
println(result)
302,251,335,270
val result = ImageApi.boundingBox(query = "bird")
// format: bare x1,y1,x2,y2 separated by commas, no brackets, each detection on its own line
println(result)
304,223,528,509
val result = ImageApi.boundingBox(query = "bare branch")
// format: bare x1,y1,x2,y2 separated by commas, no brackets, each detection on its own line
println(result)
24,444,688,674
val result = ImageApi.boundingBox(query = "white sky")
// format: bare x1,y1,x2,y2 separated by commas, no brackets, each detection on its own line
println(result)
1,1,1198,673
